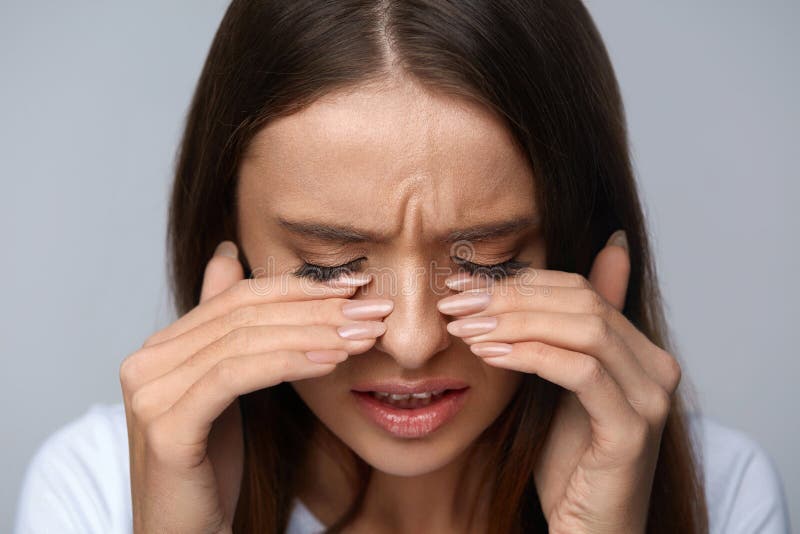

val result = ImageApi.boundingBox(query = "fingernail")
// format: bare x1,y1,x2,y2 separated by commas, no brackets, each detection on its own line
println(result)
437,291,491,315
342,299,394,320
337,321,386,340
444,273,472,290
305,349,348,363
326,273,373,287
608,230,628,251
444,273,495,291
447,316,497,337
214,241,238,258
470,342,513,357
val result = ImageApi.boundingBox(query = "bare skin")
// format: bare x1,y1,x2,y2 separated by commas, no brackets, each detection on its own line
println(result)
122,73,680,533
236,74,539,532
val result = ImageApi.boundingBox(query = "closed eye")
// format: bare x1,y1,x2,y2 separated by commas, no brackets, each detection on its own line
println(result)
292,255,531,282
452,256,531,279
292,257,366,282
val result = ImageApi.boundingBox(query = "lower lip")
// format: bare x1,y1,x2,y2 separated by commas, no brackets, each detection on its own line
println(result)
351,388,469,439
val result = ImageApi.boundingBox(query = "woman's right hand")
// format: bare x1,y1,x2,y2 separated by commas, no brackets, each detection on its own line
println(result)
119,241,391,533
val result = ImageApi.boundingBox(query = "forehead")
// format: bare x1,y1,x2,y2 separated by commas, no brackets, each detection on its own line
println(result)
239,77,535,236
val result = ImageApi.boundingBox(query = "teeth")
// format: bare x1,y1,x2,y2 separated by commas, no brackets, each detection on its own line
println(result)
369,390,449,407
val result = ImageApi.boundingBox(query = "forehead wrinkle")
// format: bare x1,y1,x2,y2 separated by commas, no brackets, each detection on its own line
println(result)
391,175,429,246
241,79,536,250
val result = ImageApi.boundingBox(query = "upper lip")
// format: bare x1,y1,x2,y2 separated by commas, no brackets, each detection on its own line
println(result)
351,378,469,394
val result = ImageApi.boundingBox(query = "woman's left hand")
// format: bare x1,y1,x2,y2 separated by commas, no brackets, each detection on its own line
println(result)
438,230,682,534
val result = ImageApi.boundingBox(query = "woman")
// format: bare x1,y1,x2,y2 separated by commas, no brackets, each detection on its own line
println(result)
14,1,790,533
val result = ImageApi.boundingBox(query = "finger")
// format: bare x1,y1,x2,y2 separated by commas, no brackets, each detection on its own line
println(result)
439,271,677,394
200,241,245,303
127,297,393,388
131,322,384,420
474,341,646,456
443,265,591,293
453,310,656,405
145,270,373,348
589,230,630,312
146,349,344,466
443,232,628,311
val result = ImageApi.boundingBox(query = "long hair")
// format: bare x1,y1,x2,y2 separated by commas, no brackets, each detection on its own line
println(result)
166,1,709,532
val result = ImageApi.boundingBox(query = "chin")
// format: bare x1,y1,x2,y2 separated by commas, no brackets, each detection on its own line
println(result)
293,382,517,478
342,426,482,477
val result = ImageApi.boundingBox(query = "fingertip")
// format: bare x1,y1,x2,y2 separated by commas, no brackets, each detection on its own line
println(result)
201,241,245,302
305,349,349,364
214,240,239,259
325,273,373,288
606,230,628,253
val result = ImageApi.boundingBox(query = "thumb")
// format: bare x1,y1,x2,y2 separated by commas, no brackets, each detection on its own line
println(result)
200,240,245,303
200,240,246,520
588,230,630,312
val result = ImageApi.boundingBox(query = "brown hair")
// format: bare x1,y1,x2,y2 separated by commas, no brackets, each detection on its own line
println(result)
167,1,709,532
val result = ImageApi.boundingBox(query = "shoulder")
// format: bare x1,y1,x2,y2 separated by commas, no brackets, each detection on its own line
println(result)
287,498,326,534
13,402,132,534
686,412,791,534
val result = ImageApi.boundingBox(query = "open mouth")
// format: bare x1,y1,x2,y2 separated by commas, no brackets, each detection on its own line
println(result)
350,387,470,438
360,388,462,409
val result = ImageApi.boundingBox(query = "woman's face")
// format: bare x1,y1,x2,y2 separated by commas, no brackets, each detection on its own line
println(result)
237,75,546,477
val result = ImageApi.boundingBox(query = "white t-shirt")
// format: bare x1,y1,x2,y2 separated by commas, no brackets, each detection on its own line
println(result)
12,402,791,534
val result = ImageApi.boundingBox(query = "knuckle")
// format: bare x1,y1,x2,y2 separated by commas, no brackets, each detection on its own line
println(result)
241,274,280,299
226,304,259,329
182,350,205,372
273,353,293,379
518,311,537,333
576,356,606,391
223,326,254,353
584,314,611,350
130,388,155,421
309,298,339,323
583,288,608,318
649,387,673,420
524,341,552,363
568,272,592,289
210,359,241,393
119,351,146,391
230,277,262,301
118,355,137,388
662,352,683,393
525,340,548,356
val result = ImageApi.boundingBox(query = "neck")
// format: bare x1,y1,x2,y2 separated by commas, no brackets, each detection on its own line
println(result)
295,423,493,533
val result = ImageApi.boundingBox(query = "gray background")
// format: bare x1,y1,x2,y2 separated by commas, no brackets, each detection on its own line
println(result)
1,1,796,530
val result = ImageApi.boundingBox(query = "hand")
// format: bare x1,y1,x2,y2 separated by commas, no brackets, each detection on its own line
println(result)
438,231,682,534
119,241,392,533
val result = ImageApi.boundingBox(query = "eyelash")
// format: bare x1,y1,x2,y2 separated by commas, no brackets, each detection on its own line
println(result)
452,256,531,279
293,256,530,282
293,257,367,282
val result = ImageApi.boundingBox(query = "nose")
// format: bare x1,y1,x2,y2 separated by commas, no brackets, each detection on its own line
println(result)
366,264,452,369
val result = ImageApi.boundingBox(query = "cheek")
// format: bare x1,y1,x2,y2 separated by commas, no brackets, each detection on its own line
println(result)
290,375,334,410
289,374,354,431
483,366,524,409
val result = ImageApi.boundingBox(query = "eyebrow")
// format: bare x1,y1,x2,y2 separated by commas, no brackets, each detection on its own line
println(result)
276,215,539,244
